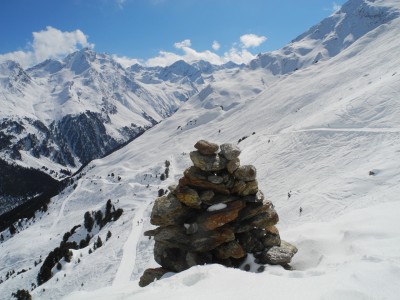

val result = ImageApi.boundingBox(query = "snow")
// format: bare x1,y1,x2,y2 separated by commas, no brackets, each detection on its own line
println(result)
63,200,400,300
1,0,400,299
207,203,227,212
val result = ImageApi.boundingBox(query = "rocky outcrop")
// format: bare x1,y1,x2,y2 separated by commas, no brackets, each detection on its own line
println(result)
140,140,297,286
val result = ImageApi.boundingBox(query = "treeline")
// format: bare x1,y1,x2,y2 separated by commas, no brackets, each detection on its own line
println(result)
37,199,123,285
0,159,62,232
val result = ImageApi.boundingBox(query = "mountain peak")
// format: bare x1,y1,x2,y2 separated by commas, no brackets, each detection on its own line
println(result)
0,60,32,91
63,48,97,74
250,0,400,74
0,60,24,74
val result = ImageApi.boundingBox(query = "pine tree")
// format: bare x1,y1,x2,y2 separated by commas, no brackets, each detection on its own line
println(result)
84,212,94,232
165,167,169,178
96,236,103,248
11,289,32,300
106,231,112,241
95,210,103,226
9,224,16,235
79,239,88,249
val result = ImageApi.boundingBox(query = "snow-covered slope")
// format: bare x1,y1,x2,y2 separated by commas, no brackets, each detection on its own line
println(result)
249,0,400,74
1,0,400,299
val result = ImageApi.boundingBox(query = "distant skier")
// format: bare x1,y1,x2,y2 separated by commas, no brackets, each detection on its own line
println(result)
299,207,303,216
288,191,291,199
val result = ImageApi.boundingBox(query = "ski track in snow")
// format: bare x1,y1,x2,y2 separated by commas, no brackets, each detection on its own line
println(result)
286,127,400,134
112,199,148,286
51,180,83,230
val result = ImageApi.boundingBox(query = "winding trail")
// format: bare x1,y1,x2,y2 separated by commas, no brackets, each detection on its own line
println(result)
112,200,148,286
51,180,82,230
285,127,400,134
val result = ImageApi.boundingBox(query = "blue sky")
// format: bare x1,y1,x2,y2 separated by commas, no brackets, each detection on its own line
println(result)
0,0,346,67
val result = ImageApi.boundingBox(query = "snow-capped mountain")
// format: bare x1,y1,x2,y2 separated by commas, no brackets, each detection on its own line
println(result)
249,0,400,74
0,50,241,176
1,0,400,299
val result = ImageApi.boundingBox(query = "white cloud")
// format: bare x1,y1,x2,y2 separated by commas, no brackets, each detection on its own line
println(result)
222,48,254,65
0,26,93,68
240,34,267,48
144,38,257,67
332,2,341,12
0,29,263,69
212,41,221,51
174,39,192,49
116,0,126,9
112,55,142,68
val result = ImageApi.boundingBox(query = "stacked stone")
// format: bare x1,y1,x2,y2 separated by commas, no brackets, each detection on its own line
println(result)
139,140,297,287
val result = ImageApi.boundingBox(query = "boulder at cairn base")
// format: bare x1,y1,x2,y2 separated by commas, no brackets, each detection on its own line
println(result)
139,268,169,287
139,140,297,287
255,241,298,265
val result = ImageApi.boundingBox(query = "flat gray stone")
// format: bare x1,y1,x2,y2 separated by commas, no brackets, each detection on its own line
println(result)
220,143,241,160
234,165,257,182
258,241,298,264
190,151,227,172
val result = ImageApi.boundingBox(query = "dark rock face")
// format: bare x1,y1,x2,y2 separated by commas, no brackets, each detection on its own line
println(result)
140,140,297,287
0,112,149,168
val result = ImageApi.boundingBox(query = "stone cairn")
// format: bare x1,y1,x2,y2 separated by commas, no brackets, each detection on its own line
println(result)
139,140,297,287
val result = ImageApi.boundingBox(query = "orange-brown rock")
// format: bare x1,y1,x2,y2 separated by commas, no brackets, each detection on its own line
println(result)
180,166,230,195
194,140,219,155
198,200,245,230
174,185,201,208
